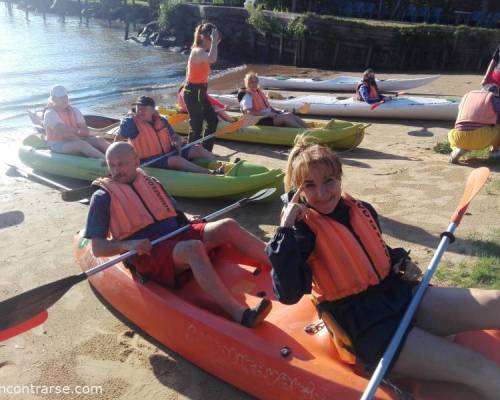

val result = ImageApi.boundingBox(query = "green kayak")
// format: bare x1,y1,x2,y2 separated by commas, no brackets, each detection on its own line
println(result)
18,134,284,201
158,107,367,149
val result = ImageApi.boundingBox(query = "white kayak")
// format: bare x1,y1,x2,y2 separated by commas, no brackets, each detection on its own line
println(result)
211,93,459,121
259,75,440,92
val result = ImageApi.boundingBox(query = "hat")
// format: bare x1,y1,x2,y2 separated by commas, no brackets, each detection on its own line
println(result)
133,96,155,107
50,85,68,98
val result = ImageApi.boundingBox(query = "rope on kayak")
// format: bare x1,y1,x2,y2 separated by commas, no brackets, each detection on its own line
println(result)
381,378,415,400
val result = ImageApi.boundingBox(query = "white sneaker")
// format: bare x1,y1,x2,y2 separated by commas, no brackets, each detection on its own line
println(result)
449,148,466,164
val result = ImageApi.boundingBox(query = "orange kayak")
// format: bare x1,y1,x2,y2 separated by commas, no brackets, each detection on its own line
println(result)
74,234,500,400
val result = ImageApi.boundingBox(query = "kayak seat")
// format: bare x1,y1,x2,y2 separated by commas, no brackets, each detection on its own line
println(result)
311,295,357,365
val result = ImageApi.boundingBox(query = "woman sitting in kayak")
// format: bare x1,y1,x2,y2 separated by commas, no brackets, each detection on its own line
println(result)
43,85,109,159
356,69,389,104
238,72,308,128
177,84,235,123
267,135,500,399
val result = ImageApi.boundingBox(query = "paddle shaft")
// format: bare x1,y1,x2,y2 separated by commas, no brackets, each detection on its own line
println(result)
6,163,72,192
83,193,260,279
360,222,456,400
140,112,259,168
140,133,215,168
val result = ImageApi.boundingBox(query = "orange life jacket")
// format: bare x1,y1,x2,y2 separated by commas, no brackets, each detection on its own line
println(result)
248,88,271,112
130,114,172,159
303,193,392,302
356,82,379,102
186,54,210,84
93,169,177,240
45,106,86,142
455,90,497,127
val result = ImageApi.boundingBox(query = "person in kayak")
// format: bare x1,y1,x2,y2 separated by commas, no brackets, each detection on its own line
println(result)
116,96,224,174
84,142,272,328
178,84,235,123
238,72,308,128
43,85,109,159
267,135,500,399
184,23,220,152
448,85,500,164
481,44,500,88
356,69,388,104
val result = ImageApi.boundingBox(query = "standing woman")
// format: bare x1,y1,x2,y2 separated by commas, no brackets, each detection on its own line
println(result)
184,23,220,152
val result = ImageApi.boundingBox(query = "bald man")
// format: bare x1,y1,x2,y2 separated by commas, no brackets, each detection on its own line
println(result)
84,143,272,327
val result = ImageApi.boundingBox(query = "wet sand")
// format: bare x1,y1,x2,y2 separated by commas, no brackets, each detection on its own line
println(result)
0,66,499,399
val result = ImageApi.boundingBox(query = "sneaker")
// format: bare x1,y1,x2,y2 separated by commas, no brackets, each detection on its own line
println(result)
448,148,466,164
210,165,225,175
240,299,272,328
489,150,500,160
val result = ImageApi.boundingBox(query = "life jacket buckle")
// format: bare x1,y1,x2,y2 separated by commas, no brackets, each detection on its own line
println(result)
304,320,325,334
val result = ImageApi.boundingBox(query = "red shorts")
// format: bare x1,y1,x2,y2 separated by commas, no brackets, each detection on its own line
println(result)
129,223,206,287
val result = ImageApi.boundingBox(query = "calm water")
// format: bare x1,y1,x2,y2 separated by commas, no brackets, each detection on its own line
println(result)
0,5,190,136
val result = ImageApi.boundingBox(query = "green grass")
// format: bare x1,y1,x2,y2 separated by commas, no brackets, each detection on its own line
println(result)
433,140,451,154
465,148,490,159
434,230,500,289
486,178,500,195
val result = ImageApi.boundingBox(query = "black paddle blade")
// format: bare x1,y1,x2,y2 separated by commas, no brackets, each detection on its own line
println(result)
61,185,97,202
0,273,86,331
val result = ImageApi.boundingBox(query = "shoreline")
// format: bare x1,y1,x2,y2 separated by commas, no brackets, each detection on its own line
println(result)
1,66,499,399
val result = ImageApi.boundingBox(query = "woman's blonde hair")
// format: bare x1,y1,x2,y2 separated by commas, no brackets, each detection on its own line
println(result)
244,71,259,88
284,134,343,192
192,23,216,48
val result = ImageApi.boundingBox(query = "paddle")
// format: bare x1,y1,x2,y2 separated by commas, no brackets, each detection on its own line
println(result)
0,187,276,341
27,110,120,137
61,115,262,202
360,167,491,400
5,162,90,204
369,92,405,111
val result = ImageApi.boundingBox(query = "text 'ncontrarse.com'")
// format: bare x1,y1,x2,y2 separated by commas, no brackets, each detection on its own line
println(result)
0,385,103,396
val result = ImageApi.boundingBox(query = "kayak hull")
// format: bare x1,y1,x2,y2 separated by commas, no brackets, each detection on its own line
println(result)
211,94,459,121
160,109,366,149
75,236,500,400
259,75,440,92
18,135,284,200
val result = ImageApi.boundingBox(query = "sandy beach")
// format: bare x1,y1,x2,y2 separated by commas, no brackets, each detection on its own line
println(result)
0,66,499,400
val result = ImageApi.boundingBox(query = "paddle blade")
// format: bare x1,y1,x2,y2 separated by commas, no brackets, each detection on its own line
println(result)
61,185,97,202
0,311,48,341
167,113,189,126
216,115,261,135
370,100,384,110
0,274,86,333
451,167,490,225
295,102,311,114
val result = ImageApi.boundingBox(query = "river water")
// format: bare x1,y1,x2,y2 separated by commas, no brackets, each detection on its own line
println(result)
0,6,238,151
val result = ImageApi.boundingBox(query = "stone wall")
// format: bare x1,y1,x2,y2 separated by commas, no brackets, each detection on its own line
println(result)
173,4,500,72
